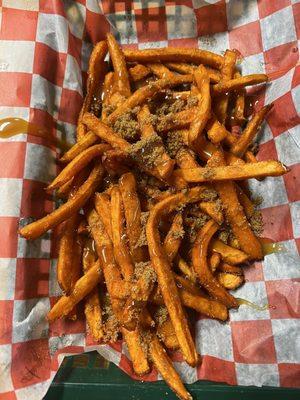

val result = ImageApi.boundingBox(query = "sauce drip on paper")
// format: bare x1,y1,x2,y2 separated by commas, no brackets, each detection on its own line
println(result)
0,117,71,151
260,237,286,256
237,298,270,311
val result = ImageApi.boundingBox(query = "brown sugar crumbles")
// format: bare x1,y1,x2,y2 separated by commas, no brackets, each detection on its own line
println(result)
250,209,263,235
128,134,165,169
112,108,140,142
165,130,185,158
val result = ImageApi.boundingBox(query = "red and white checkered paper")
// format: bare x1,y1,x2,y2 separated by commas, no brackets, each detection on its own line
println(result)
0,1,300,399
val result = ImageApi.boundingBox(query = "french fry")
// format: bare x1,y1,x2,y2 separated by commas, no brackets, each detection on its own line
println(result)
210,252,221,273
165,62,195,74
94,192,113,241
131,268,156,303
188,65,211,146
48,144,111,190
60,131,98,163
163,213,184,262
128,64,151,82
47,260,102,322
147,62,173,78
167,173,189,190
214,50,237,124
165,62,221,83
205,113,229,144
110,186,135,281
100,186,146,330
174,273,200,296
146,187,209,366
88,209,149,375
217,272,244,290
66,232,83,320
208,150,263,260
187,131,248,167
244,150,258,164
82,112,130,151
137,104,175,179
57,214,81,294
55,177,74,199
106,75,194,125
212,74,268,95
175,147,199,169
145,282,229,321
109,91,126,108
235,183,255,219
123,329,150,375
82,243,103,341
124,47,223,69
77,41,108,140
218,263,244,275
19,163,104,240
119,173,145,262
191,219,238,308
199,201,224,225
101,71,114,120
156,108,197,133
172,91,191,100
178,287,228,320
102,149,129,176
149,336,193,400
88,209,125,297
178,160,288,182
230,104,273,157
210,239,249,264
177,258,197,283
157,317,179,350
107,33,131,98
230,71,246,126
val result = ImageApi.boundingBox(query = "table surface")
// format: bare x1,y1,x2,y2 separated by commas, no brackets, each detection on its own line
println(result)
45,351,300,400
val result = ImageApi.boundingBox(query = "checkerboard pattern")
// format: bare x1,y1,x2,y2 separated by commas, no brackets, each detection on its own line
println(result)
0,0,299,398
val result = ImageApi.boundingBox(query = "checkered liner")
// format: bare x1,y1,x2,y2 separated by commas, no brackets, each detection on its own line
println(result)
0,1,299,399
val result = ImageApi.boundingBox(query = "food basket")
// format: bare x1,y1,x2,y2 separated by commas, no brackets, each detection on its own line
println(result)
0,1,299,399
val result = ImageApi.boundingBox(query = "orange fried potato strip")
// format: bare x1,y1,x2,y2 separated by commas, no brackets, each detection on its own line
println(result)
128,64,151,82
82,243,103,341
210,239,249,264
192,219,238,308
107,33,131,98
49,144,110,190
88,208,150,375
230,104,273,157
47,260,102,322
57,214,81,294
212,74,268,95
214,49,237,124
60,131,99,163
106,74,193,125
77,40,108,139
146,187,210,366
188,65,211,146
124,47,223,69
137,104,175,179
163,213,184,262
157,316,179,350
178,160,288,183
149,336,192,400
119,172,145,262
209,150,263,260
217,272,244,290
19,163,104,240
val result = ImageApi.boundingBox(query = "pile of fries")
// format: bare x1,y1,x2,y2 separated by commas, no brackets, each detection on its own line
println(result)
19,34,288,400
